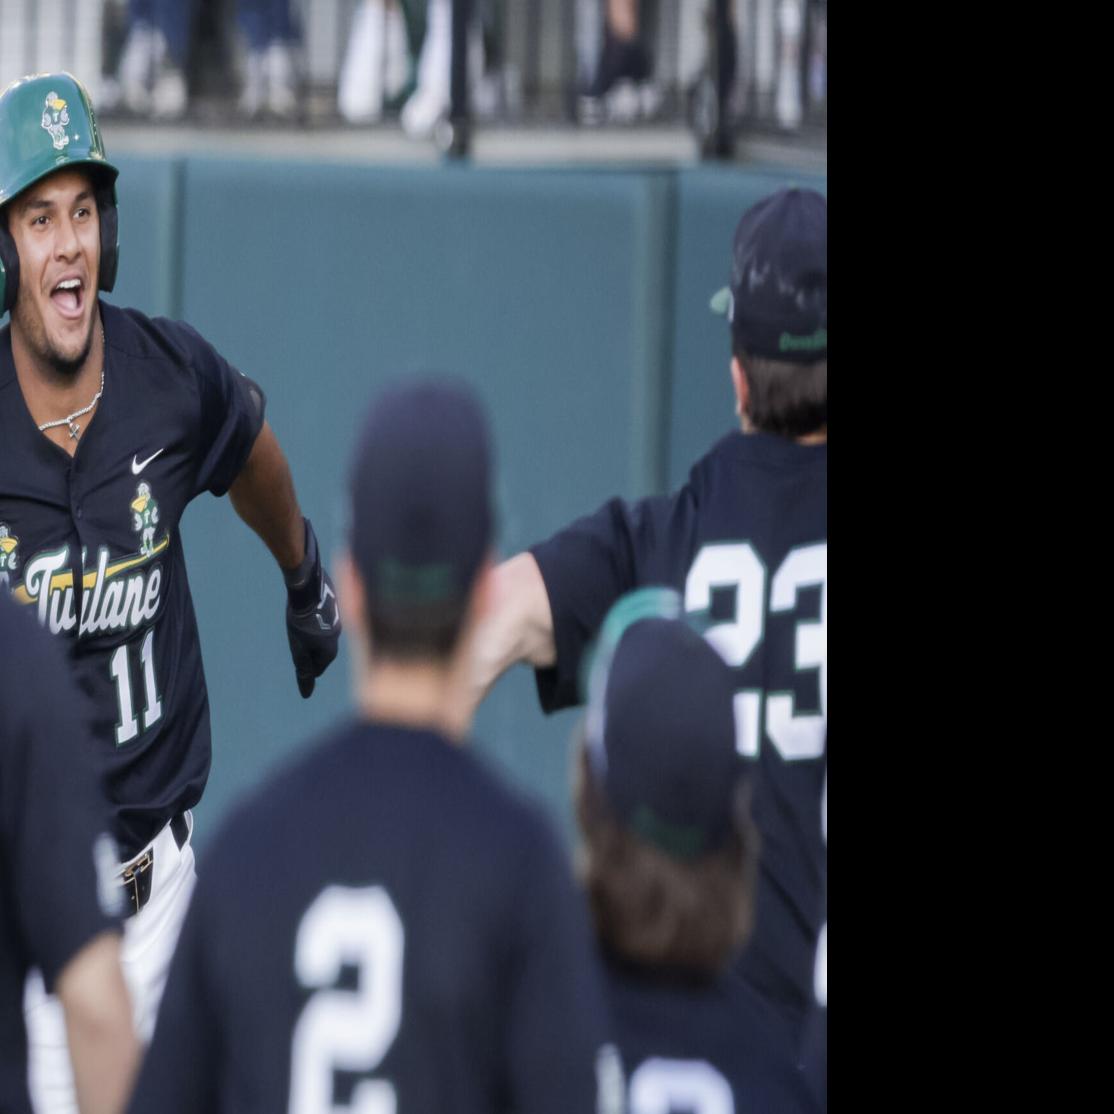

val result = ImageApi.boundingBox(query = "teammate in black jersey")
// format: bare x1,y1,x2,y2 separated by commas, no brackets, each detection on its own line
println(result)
473,186,828,1039
0,72,341,1111
572,591,812,1112
128,378,622,1114
801,771,827,1111
0,593,139,1114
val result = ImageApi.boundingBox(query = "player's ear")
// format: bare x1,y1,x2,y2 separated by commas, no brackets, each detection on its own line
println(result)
336,550,367,641
468,552,498,628
730,356,750,421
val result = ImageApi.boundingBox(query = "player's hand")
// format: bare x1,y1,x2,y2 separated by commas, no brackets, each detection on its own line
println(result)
283,518,341,698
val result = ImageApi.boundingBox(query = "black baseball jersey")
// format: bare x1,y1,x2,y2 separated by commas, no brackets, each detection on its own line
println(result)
0,300,265,858
605,958,812,1113
800,1004,826,1113
801,767,826,1111
0,593,122,1114
531,429,827,1033
128,719,617,1114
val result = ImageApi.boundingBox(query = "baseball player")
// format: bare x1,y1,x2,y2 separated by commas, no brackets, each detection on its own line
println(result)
801,771,827,1111
0,592,139,1114
472,186,828,1039
128,378,622,1114
572,591,814,1111
0,72,341,1112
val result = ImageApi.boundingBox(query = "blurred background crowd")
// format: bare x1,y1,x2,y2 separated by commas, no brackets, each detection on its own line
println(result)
0,0,826,156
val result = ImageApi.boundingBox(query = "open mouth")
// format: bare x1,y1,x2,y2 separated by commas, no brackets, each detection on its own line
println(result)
50,277,85,319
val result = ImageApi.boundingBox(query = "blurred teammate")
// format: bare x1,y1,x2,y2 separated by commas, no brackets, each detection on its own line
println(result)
0,593,139,1114
473,185,827,1039
114,0,301,120
801,772,826,1110
0,72,340,1112
128,378,621,1114
573,591,811,1110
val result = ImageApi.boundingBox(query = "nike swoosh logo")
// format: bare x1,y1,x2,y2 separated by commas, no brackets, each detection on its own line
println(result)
131,449,165,475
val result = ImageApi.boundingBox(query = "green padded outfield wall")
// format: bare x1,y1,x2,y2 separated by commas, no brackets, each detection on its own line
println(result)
175,160,673,849
105,156,181,320
99,156,824,850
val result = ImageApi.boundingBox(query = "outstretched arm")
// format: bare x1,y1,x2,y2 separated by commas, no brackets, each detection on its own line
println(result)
228,421,341,697
468,552,556,712
228,420,305,571
57,932,139,1114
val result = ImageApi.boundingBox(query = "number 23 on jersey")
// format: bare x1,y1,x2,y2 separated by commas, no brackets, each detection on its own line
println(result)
685,541,826,761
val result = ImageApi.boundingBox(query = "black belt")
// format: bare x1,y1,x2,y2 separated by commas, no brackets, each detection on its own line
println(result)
120,813,189,918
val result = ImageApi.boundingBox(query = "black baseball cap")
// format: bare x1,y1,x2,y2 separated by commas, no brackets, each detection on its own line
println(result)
584,595,743,860
710,186,827,362
348,376,494,611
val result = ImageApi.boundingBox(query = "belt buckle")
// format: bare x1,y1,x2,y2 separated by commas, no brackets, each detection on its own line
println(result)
120,850,153,917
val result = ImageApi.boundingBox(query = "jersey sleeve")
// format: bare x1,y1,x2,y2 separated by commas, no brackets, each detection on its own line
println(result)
529,490,687,712
178,322,267,498
0,601,121,991
504,819,618,1114
125,878,220,1113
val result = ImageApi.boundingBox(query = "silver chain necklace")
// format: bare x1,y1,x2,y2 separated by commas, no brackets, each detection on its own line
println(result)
37,331,106,441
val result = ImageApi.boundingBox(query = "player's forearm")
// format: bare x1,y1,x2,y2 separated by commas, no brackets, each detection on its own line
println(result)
470,552,556,705
57,932,139,1114
228,421,306,571
502,552,558,669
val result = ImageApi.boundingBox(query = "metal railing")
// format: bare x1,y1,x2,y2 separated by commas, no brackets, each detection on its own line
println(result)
0,0,826,159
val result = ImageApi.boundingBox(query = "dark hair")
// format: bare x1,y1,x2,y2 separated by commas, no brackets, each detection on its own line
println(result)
735,342,827,438
573,741,759,977
365,595,471,663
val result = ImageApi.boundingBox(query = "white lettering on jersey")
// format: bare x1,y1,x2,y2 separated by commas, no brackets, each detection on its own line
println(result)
684,540,827,761
289,886,404,1114
628,1058,734,1114
17,543,165,636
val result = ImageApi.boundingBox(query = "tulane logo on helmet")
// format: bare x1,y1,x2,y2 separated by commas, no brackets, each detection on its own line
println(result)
40,90,71,151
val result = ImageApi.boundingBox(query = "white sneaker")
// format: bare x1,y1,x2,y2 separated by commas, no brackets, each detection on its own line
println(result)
99,77,123,113
339,0,387,122
400,0,483,138
239,49,265,118
150,64,187,120
401,0,449,136
400,81,445,137
118,22,155,113
593,79,661,124
775,0,803,129
383,5,410,101
265,42,298,119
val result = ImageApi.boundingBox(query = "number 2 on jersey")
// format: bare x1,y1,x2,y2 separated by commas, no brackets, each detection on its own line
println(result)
108,628,162,746
685,541,826,761
629,1058,734,1114
289,886,404,1114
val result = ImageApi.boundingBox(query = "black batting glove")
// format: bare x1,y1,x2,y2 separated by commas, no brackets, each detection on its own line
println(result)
283,517,341,698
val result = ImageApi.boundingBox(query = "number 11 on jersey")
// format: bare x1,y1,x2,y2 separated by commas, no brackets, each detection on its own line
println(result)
109,628,163,746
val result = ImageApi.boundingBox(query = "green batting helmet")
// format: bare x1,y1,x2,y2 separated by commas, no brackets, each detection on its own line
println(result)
0,72,120,316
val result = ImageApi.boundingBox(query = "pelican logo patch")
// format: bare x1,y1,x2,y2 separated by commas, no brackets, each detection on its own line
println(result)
40,91,71,151
0,523,18,591
131,482,161,558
